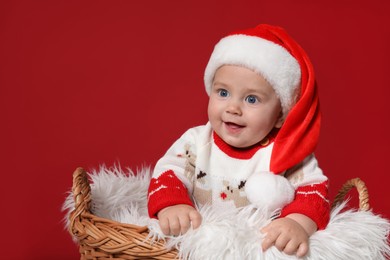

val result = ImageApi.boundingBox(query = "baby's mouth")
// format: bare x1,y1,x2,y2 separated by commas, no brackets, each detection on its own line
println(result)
224,122,245,130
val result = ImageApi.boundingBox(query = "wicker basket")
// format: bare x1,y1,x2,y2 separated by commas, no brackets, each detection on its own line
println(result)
68,167,370,259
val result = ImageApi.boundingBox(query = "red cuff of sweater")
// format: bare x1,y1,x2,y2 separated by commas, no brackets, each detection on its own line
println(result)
147,170,194,218
280,181,330,230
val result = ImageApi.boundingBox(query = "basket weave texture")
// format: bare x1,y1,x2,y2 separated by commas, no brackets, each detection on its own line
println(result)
68,167,370,260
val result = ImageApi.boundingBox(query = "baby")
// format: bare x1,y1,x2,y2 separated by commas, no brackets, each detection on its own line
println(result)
147,24,329,257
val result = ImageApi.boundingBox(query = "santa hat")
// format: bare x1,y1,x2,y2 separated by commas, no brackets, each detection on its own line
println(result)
204,24,321,174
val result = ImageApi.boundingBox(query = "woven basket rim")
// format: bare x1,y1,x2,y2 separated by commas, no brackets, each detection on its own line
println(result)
68,167,370,259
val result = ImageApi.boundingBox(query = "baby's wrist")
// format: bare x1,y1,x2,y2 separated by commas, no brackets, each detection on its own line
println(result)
285,213,317,236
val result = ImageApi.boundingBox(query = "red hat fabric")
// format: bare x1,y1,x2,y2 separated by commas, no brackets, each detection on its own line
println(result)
204,24,321,174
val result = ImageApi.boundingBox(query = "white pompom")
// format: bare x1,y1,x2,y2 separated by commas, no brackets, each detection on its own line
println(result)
245,171,295,213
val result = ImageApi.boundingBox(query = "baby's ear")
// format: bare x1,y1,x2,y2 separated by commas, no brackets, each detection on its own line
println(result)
274,111,284,129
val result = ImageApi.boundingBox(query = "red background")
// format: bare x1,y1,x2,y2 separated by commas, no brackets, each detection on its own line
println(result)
1,1,389,259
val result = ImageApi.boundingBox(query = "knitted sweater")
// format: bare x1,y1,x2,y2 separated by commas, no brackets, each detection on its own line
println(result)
147,122,330,229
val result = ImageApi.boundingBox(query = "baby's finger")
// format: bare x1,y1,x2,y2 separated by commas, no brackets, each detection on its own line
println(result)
261,230,280,252
178,215,191,234
274,234,290,252
189,211,202,229
262,236,274,252
169,217,181,236
282,239,300,255
159,217,170,235
296,242,309,257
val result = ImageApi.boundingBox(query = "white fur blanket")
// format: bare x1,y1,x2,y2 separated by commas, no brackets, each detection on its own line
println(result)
63,166,390,260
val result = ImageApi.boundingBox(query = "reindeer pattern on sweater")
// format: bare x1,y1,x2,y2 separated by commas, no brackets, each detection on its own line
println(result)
147,123,330,229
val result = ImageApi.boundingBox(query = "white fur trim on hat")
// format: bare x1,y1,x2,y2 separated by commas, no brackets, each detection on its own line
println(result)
204,34,301,119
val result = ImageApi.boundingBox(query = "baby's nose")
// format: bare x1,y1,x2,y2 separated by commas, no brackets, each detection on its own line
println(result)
226,100,242,115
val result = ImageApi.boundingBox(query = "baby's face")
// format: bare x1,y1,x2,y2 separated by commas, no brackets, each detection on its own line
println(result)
208,65,283,148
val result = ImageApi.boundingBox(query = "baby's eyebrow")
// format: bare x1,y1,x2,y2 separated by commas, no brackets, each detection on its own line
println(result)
212,81,229,88
244,87,269,97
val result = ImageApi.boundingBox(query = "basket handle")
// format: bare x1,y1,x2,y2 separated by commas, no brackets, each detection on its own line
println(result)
68,167,92,232
331,178,370,211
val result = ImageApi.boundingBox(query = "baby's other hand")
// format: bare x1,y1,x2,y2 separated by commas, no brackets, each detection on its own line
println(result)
157,204,202,236
261,217,309,257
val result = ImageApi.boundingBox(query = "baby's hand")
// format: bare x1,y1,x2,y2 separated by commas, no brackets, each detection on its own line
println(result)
261,217,309,257
157,204,202,236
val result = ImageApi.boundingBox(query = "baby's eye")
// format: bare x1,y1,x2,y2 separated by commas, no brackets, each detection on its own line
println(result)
218,89,229,97
245,95,259,104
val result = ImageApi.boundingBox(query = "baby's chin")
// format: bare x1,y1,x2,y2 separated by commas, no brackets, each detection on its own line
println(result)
223,138,260,150
214,128,263,149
